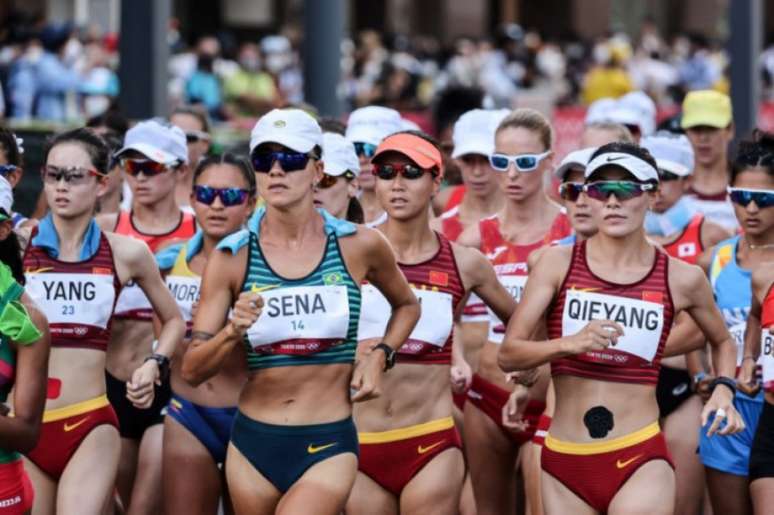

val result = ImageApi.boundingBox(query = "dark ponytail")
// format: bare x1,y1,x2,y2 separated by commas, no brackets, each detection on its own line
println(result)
345,196,364,224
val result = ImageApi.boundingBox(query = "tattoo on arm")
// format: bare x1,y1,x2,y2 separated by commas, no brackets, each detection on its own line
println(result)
190,331,215,341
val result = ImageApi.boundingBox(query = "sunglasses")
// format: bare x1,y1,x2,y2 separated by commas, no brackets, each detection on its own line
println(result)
251,151,313,173
41,165,102,186
727,187,774,209
317,172,355,190
122,158,173,177
558,182,584,202
658,170,681,182
373,163,435,180
0,165,18,176
583,181,655,201
489,151,551,173
185,130,210,144
354,142,377,159
193,185,250,207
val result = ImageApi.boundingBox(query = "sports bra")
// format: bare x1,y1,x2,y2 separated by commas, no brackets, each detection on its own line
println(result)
663,214,704,265
228,208,361,371
358,232,465,365
160,241,201,335
440,205,464,243
547,241,675,386
113,209,196,320
23,228,120,351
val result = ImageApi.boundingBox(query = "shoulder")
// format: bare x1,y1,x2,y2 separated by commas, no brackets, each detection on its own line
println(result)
104,232,153,267
667,255,708,293
450,241,489,272
752,265,774,297
96,212,119,232
346,225,390,255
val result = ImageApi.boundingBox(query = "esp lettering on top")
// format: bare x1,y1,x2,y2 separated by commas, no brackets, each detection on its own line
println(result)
566,297,660,330
266,293,327,318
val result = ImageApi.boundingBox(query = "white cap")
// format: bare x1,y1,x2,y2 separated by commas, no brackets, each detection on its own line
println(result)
585,98,617,125
118,119,189,165
585,150,659,182
619,91,657,135
400,118,421,131
0,175,11,219
322,133,360,177
640,133,694,177
451,108,510,159
250,108,323,154
606,106,642,132
345,106,402,147
554,147,598,180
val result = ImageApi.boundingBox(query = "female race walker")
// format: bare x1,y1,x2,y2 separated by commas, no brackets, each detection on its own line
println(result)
740,258,774,515
696,132,774,515
313,132,363,223
345,131,516,514
499,142,743,515
22,128,184,515
0,175,50,515
182,109,420,515
159,154,256,514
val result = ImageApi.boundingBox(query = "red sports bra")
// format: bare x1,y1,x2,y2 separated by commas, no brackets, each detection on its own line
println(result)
663,214,704,265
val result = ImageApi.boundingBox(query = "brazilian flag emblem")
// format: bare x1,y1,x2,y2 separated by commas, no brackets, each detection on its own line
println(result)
323,272,343,285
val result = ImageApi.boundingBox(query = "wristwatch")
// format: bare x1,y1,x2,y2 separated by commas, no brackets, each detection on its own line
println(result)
371,343,397,371
144,353,171,382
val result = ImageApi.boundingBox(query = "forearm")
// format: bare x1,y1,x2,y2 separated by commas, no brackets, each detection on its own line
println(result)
685,349,707,377
153,315,186,358
0,417,39,454
182,326,242,386
710,338,738,378
381,303,421,351
499,337,567,372
663,314,705,357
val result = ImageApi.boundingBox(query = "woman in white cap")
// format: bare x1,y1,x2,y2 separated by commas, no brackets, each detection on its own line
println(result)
456,108,572,515
96,119,197,514
159,154,256,515
314,132,363,223
0,175,49,515
346,130,515,515
182,108,420,515
22,128,184,514
696,132,774,515
345,106,403,226
499,141,743,514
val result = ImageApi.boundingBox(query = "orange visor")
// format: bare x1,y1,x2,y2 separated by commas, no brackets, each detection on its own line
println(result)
373,133,444,178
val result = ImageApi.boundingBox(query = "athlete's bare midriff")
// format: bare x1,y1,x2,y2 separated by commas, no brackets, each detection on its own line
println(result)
238,362,353,425
46,348,108,410
105,318,154,380
353,362,452,433
458,321,488,371
551,375,660,443
170,340,246,408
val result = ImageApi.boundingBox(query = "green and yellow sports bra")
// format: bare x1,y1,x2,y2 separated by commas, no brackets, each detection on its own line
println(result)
219,208,361,370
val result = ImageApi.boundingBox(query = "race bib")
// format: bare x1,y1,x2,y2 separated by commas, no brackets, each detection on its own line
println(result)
488,275,528,343
25,273,115,328
562,290,664,362
165,275,201,322
762,329,774,391
358,284,453,351
247,285,350,350
114,281,152,316
728,322,748,366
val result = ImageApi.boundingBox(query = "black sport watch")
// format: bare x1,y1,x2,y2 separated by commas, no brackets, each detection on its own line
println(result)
371,343,397,371
145,353,171,382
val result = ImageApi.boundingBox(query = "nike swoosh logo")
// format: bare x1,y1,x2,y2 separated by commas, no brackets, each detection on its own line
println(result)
616,454,643,469
307,442,337,454
251,283,281,294
63,417,90,432
417,441,443,454
606,156,626,162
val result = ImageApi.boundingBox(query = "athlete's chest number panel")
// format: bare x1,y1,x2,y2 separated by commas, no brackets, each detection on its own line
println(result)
25,272,116,328
165,276,201,322
247,285,350,348
114,281,152,314
562,290,664,362
762,330,774,390
358,284,453,348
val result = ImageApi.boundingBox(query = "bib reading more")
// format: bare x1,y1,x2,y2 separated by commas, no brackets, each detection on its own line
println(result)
762,329,774,391
25,272,116,328
488,275,528,343
165,276,201,322
246,285,350,352
358,284,453,352
562,290,664,363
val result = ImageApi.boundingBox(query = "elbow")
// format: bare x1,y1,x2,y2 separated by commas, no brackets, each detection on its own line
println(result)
180,358,206,387
15,423,41,454
497,339,530,372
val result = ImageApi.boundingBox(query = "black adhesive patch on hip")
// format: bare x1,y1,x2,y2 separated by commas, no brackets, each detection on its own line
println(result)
583,406,614,439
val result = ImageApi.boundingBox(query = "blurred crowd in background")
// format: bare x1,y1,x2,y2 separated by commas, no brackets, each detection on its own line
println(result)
0,10,751,128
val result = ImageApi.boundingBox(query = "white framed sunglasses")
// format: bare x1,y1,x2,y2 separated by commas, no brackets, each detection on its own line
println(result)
489,151,551,172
